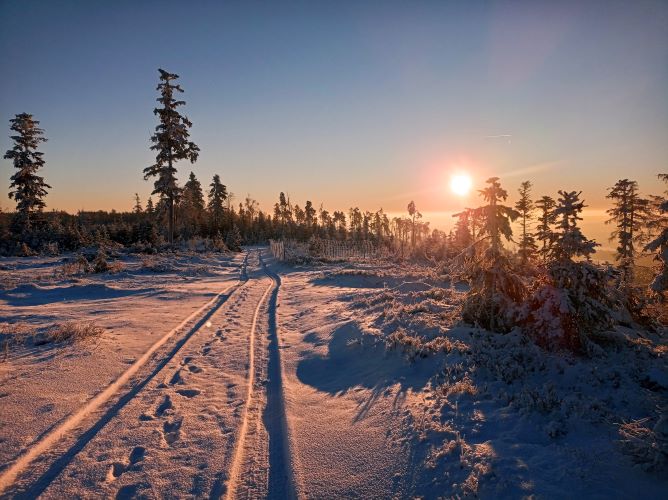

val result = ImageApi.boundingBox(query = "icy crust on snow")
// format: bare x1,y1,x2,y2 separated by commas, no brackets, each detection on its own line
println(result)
0,251,243,468
302,260,667,498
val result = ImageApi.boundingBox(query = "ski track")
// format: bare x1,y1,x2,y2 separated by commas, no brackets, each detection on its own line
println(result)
1,249,301,499
225,254,298,500
0,251,251,497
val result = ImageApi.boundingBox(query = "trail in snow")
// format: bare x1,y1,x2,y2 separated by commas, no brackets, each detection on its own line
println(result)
1,252,252,497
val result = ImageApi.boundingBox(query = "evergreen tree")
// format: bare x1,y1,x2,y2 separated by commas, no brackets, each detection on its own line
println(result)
535,195,556,262
133,193,143,214
4,113,51,233
208,174,227,234
462,178,523,332
183,171,205,212
478,177,519,252
515,181,537,264
181,171,205,238
645,174,668,298
225,224,242,252
407,200,422,248
304,200,317,230
605,179,649,284
525,190,617,353
143,69,199,245
550,191,598,261
145,197,154,214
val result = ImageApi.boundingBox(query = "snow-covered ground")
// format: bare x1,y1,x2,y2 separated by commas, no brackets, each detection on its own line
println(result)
0,249,666,498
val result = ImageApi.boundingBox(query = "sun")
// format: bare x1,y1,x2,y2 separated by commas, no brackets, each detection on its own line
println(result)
450,173,472,196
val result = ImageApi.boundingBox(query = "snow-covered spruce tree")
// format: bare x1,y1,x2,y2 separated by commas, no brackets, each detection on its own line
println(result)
4,113,51,235
515,181,537,264
145,197,154,215
143,69,199,245
180,171,205,239
644,174,668,300
225,224,242,252
523,190,618,353
535,195,557,262
208,174,227,235
605,179,649,284
461,177,524,332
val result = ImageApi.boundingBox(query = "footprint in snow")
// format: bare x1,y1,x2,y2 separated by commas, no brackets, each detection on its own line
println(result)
155,395,174,417
176,388,201,398
162,417,183,445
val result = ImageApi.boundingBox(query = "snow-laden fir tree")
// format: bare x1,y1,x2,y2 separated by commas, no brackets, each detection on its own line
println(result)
461,177,524,332
605,179,650,284
644,174,668,299
208,174,227,234
143,69,199,245
4,113,51,234
535,195,556,262
524,190,618,353
180,171,205,238
515,181,537,264
550,191,598,261
225,224,243,252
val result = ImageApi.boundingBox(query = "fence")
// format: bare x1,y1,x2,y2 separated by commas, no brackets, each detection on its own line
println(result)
269,238,393,261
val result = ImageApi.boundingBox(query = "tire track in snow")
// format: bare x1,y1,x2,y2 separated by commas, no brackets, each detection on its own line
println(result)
261,254,300,499
0,251,251,497
224,252,299,499
224,268,274,499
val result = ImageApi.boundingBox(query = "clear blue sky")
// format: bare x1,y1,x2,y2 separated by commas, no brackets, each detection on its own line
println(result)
1,0,667,233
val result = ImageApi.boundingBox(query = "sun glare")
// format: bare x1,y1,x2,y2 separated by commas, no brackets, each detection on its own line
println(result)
450,173,472,196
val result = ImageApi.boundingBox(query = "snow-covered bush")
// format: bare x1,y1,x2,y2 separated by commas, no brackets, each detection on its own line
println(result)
619,413,668,472
522,190,620,353
522,262,619,352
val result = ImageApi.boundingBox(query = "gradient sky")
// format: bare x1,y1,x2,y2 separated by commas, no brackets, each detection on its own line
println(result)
1,0,667,240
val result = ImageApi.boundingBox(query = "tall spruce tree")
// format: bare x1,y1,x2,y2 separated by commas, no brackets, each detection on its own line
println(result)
462,178,523,332
4,113,51,233
515,181,537,264
605,179,649,284
181,171,205,238
535,195,557,262
208,174,227,234
143,69,199,245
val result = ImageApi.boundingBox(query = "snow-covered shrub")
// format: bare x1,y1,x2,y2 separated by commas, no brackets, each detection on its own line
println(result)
60,253,92,275
140,255,175,273
619,413,668,472
37,321,104,346
522,260,619,353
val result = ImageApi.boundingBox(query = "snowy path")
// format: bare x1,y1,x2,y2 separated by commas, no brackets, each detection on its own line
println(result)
2,250,430,498
1,250,290,498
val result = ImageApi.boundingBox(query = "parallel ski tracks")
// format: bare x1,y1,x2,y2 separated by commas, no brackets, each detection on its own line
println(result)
0,252,251,497
1,249,299,499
